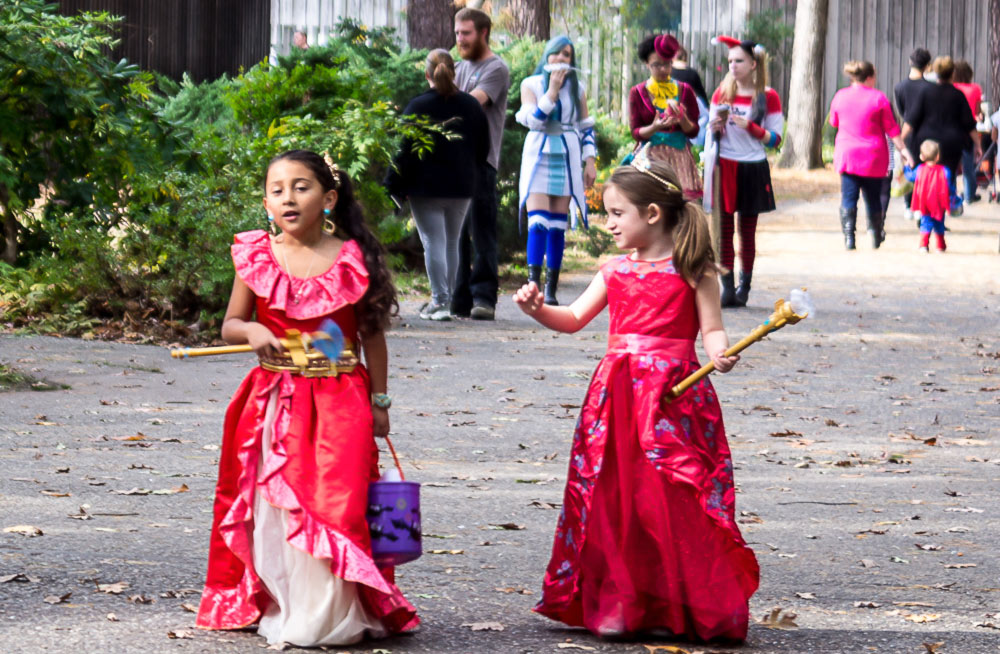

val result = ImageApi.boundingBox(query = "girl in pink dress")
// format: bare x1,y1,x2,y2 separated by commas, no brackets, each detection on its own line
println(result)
514,158,759,642
196,150,418,646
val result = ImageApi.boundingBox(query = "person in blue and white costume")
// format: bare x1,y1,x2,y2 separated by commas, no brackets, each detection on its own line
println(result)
515,35,597,306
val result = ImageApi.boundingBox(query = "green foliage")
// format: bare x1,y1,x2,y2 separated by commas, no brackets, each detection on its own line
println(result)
0,0,176,264
745,8,795,80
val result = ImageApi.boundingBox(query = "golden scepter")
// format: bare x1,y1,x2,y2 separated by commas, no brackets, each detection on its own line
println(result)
169,320,346,371
665,289,814,401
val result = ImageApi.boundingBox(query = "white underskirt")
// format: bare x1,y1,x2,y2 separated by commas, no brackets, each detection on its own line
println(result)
251,387,387,647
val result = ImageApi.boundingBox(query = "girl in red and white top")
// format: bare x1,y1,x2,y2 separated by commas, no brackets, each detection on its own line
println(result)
705,36,783,308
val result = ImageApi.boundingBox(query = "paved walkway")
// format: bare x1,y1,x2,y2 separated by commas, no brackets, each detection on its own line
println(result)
1,192,998,653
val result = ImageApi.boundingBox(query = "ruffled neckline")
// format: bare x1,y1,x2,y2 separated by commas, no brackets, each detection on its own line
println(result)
231,230,369,320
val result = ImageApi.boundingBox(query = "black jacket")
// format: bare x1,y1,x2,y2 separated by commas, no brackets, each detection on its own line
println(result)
385,89,489,199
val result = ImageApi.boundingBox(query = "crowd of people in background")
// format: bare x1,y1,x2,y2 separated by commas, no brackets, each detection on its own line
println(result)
382,14,993,319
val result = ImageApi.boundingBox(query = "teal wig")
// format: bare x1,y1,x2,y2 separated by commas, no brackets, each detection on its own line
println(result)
533,35,580,118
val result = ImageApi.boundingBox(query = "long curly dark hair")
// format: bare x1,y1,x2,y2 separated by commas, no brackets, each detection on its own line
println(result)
266,150,399,336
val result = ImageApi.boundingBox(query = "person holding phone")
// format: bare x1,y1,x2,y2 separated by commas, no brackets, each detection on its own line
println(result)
627,34,702,199
704,35,784,308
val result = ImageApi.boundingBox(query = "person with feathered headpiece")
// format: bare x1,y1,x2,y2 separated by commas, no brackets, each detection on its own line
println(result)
625,34,704,200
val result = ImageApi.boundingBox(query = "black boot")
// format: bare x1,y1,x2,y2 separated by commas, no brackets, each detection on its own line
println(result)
544,268,560,305
868,212,885,249
720,271,737,307
840,207,857,250
528,265,542,287
734,271,752,307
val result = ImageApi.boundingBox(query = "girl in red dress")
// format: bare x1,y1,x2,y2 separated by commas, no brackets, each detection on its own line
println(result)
514,157,759,642
195,150,418,646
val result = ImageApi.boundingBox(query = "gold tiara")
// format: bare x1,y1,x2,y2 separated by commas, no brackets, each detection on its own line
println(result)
630,145,680,192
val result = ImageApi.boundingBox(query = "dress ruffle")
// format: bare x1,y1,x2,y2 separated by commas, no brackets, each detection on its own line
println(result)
231,230,369,321
196,369,418,634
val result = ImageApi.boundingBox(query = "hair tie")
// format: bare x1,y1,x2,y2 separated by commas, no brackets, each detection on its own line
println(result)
322,153,342,189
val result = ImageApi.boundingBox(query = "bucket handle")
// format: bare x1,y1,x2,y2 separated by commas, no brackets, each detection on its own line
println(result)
383,435,405,481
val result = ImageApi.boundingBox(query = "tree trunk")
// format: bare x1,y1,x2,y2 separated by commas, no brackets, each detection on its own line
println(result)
776,0,829,170
991,0,1000,106
506,0,550,41
0,186,16,265
407,0,456,51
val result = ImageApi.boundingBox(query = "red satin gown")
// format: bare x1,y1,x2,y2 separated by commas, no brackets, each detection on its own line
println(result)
196,230,418,637
534,255,759,641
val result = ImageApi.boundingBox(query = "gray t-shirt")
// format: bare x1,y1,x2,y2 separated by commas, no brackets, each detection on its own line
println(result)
456,54,510,170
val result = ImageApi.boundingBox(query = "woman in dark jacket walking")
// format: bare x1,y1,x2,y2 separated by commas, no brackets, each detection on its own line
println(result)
901,56,981,209
386,49,488,321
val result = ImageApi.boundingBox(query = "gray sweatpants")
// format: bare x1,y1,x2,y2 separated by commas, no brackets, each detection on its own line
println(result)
409,196,472,306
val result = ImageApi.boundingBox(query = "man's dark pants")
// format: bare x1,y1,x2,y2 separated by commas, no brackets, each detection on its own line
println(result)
452,162,499,315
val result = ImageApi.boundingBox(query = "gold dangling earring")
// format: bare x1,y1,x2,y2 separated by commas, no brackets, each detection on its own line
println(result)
323,208,335,235
267,213,278,235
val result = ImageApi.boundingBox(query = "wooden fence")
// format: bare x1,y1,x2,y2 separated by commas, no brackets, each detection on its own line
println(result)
681,0,994,116
270,0,408,55
57,0,270,81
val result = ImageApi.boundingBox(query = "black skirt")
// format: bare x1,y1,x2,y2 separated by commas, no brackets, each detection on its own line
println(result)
735,159,776,215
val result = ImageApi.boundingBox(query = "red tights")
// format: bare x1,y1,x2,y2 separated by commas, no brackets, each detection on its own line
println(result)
719,212,758,273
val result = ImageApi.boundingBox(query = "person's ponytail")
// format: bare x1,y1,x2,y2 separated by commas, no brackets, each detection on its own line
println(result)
426,49,458,97
672,199,718,283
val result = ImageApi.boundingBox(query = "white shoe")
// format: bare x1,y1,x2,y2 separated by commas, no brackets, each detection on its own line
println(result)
419,302,451,321
903,208,913,220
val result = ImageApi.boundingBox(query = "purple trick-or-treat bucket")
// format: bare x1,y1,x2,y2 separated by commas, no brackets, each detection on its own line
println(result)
367,477,421,567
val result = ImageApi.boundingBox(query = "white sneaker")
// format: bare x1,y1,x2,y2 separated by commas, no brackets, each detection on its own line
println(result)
918,245,929,252
903,208,913,220
419,302,451,321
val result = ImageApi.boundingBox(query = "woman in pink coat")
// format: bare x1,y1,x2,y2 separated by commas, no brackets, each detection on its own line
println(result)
829,61,913,250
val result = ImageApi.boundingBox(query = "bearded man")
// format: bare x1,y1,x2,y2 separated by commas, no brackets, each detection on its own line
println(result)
451,7,510,320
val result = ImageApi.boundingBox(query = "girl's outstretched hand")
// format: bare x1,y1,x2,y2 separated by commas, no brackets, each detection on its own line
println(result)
246,322,283,356
372,406,389,439
513,281,545,315
711,349,740,373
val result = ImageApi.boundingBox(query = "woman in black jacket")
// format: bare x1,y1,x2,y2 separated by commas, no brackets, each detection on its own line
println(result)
386,49,488,320
902,56,981,209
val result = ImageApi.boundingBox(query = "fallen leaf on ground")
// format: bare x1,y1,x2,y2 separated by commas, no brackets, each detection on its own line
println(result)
976,620,1000,629
111,433,146,441
487,523,524,531
859,559,877,568
757,608,798,629
529,500,560,509
944,563,977,569
905,614,941,623
923,643,945,653
494,587,532,595
106,613,118,622
915,543,943,551
427,549,464,555
68,506,91,520
112,488,151,496
40,490,70,497
557,644,596,651
97,582,129,594
0,573,40,583
3,525,43,537
128,594,154,604
854,601,880,608
166,629,195,639
795,592,816,600
43,593,71,604
461,621,504,631
894,601,935,607
643,646,691,653
151,484,189,495
769,429,803,438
